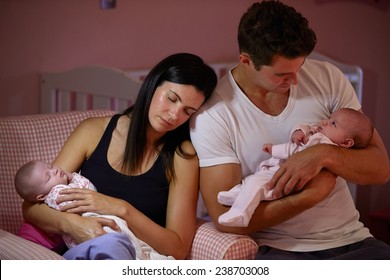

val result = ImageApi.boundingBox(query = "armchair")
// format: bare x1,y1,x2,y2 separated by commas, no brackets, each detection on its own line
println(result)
0,110,258,260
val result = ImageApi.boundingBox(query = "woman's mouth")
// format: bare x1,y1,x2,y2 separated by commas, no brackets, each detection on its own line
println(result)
161,117,174,127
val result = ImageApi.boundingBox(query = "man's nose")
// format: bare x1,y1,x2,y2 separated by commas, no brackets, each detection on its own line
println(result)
289,73,298,85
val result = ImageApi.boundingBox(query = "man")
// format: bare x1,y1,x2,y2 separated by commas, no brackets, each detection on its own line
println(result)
190,0,390,259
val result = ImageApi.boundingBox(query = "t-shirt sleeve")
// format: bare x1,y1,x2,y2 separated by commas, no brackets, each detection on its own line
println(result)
320,61,361,112
190,109,240,167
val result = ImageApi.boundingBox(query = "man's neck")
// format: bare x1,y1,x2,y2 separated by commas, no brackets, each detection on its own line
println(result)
232,66,289,116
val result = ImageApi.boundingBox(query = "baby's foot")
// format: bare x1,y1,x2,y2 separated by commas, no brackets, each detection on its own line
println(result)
218,210,249,227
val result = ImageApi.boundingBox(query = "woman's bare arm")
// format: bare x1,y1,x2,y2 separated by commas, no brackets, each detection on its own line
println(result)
21,116,114,242
124,141,199,259
22,200,118,243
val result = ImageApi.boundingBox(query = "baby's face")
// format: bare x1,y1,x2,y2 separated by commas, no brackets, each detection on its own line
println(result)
316,110,349,145
32,161,69,194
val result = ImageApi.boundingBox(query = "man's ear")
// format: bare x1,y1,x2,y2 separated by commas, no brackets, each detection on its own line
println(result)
340,138,354,148
239,53,252,66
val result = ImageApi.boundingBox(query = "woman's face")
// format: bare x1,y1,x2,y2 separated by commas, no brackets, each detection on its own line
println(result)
148,81,205,134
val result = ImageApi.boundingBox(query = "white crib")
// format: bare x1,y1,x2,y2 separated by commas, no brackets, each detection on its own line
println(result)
40,52,362,114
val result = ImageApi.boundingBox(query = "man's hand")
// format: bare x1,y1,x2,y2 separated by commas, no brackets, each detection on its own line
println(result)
266,145,328,198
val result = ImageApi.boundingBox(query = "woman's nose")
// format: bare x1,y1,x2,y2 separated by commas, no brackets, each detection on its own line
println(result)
169,109,179,120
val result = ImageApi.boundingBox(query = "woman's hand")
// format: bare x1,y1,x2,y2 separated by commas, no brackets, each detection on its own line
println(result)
22,200,121,244
63,214,120,244
56,188,125,217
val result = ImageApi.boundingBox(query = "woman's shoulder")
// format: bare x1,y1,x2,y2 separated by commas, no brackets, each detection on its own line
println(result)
76,115,113,135
79,115,112,126
179,140,196,154
64,115,113,142
174,140,198,165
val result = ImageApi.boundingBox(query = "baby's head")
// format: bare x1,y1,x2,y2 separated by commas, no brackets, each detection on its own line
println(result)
317,108,374,149
14,160,69,202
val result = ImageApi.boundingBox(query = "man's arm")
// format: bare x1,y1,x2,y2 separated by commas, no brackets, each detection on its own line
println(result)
326,129,390,184
200,163,336,234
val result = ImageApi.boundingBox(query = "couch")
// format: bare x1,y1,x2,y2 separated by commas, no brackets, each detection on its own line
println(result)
0,110,258,260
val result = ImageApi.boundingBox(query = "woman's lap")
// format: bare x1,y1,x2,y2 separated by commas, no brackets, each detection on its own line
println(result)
63,232,136,260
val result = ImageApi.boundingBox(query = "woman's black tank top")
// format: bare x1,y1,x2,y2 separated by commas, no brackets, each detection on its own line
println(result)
80,114,169,227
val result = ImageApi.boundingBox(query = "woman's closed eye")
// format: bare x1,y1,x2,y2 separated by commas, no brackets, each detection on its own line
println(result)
168,90,179,102
184,108,197,116
168,96,178,103
168,90,197,116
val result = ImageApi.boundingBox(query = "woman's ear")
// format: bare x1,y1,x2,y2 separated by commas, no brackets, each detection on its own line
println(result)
340,138,354,148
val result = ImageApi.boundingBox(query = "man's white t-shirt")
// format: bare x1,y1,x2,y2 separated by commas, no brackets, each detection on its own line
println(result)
190,59,371,251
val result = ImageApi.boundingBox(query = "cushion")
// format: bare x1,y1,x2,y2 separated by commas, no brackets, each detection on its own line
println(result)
0,229,64,260
188,222,258,260
18,222,65,253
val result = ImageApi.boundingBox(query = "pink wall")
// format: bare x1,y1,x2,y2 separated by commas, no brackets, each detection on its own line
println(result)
0,0,251,116
1,0,389,221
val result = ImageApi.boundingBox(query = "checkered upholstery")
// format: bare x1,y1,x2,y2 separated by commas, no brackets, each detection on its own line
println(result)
0,110,115,235
188,221,258,260
0,110,258,260
0,229,64,260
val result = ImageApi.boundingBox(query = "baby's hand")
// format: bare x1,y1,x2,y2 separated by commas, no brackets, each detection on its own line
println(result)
263,143,273,155
291,130,306,145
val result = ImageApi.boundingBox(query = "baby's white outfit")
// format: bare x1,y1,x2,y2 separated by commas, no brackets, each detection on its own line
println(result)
218,124,336,227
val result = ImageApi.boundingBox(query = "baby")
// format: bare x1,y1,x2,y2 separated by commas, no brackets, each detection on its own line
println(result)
14,160,173,259
15,160,92,207
218,108,374,227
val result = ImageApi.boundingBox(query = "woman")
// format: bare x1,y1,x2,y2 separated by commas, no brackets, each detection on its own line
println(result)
22,53,217,259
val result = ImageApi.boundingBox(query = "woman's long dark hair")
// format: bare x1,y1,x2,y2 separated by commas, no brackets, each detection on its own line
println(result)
122,53,217,181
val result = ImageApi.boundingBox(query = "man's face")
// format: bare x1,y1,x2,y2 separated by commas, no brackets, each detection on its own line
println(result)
253,55,306,94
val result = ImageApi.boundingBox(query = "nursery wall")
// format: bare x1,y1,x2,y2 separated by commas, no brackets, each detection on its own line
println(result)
1,0,389,226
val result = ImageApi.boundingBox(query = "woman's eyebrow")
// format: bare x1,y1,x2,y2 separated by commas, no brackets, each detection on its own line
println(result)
169,89,181,101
